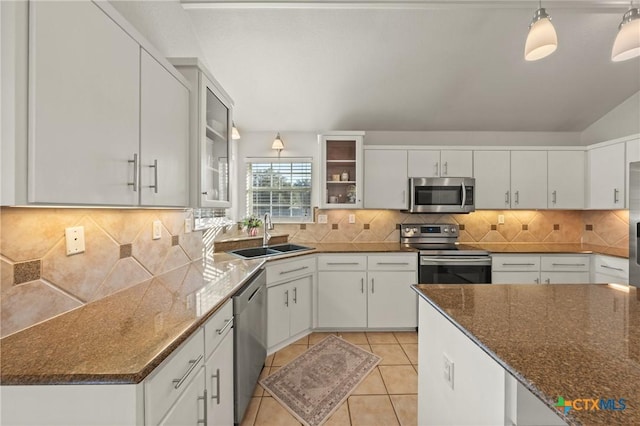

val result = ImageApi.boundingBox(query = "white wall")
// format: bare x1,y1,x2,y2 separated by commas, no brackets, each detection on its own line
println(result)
581,91,640,146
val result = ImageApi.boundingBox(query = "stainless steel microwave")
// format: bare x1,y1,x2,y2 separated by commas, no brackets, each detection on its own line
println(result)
407,177,475,213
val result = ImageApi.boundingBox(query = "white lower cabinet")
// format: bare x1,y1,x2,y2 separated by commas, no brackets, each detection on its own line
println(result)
158,367,206,426
492,254,590,284
592,254,629,284
317,254,418,329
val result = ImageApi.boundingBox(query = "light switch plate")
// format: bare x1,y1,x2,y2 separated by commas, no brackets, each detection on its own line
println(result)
152,220,162,240
498,214,505,224
348,214,356,224
318,214,328,224
65,226,85,256
184,218,192,233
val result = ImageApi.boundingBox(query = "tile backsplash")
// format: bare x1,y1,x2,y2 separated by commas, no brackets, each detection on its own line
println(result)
0,207,203,338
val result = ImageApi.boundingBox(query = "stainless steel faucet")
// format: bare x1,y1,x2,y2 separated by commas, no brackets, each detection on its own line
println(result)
263,212,274,247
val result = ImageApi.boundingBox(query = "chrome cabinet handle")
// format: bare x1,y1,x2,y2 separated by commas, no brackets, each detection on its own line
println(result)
376,262,410,266
552,190,557,204
326,262,360,265
461,182,466,209
614,188,620,204
285,290,289,307
211,368,221,405
502,263,536,266
127,153,138,192
216,317,233,335
514,190,519,205
434,162,439,176
505,191,510,204
534,278,540,283
279,266,309,275
371,278,375,294
197,389,208,424
545,278,551,284
601,264,625,272
173,355,203,389
149,159,158,193
551,263,586,267
293,287,297,303
361,278,364,293
443,162,448,176
402,190,406,204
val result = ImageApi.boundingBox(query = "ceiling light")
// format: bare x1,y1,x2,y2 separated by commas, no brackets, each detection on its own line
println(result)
524,4,558,61
272,133,284,153
612,3,640,62
232,122,240,140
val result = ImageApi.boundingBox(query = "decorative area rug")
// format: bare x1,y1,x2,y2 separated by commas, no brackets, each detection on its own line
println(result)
260,335,382,426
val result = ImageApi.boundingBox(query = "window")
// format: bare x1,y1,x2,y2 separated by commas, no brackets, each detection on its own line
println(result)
246,159,312,221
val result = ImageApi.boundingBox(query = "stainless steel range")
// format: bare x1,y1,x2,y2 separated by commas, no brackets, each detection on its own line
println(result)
401,223,491,284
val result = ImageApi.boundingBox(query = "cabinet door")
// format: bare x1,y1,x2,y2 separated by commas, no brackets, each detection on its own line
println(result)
206,330,234,426
407,150,440,177
140,50,189,207
29,1,139,205
320,134,363,209
368,271,417,328
510,151,547,209
364,150,408,209
491,271,541,284
317,271,367,328
540,272,590,284
289,276,312,337
548,151,585,209
626,138,640,207
159,367,205,426
588,143,625,209
440,150,473,177
473,151,511,209
267,284,291,348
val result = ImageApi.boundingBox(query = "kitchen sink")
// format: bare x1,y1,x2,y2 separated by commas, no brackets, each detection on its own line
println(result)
228,244,313,259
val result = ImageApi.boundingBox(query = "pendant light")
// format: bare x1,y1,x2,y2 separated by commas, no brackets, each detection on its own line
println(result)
612,2,640,62
271,133,284,153
231,121,241,140
524,2,558,61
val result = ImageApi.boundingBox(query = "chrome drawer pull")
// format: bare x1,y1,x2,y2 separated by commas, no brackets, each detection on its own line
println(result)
551,263,586,267
197,389,207,424
216,317,233,335
279,266,309,275
211,368,221,404
601,264,625,272
173,354,203,389
502,263,536,266
375,262,410,266
293,287,298,303
326,262,360,265
285,290,289,307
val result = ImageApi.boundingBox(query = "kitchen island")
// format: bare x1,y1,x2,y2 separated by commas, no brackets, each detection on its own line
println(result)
413,283,639,426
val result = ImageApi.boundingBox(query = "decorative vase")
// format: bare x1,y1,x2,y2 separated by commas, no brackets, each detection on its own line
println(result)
248,227,258,237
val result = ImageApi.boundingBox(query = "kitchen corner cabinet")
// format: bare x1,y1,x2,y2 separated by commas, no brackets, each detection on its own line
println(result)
171,59,234,208
510,151,547,209
407,150,472,178
547,151,585,209
319,132,364,209
364,149,408,209
27,1,189,206
588,142,625,209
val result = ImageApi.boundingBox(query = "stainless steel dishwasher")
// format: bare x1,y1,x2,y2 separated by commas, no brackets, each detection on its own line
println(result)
233,268,267,425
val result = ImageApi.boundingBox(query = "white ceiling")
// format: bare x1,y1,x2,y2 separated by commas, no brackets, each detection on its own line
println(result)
181,1,640,132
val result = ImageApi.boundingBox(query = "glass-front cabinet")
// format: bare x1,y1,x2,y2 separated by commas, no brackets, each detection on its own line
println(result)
319,132,364,209
171,58,234,209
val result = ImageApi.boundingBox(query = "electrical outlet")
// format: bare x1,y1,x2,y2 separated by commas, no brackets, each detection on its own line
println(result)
498,214,505,224
184,218,193,233
348,214,356,224
152,220,162,240
443,354,454,390
65,226,85,256
318,214,328,224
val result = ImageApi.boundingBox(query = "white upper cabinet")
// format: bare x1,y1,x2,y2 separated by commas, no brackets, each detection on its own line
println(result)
510,151,547,209
547,151,585,209
626,138,640,207
28,1,140,205
319,133,364,208
407,150,472,177
588,142,625,209
140,50,189,207
364,149,408,209
473,150,511,209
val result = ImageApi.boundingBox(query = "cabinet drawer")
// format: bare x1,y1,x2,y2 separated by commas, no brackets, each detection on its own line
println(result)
267,256,316,284
145,329,204,426
203,300,233,360
367,254,417,271
541,255,589,272
491,255,540,272
593,255,628,282
318,255,367,271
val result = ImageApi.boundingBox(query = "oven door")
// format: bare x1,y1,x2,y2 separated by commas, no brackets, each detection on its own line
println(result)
420,256,491,284
408,177,475,213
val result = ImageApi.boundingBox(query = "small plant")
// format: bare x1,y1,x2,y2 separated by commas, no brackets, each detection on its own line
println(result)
242,214,263,229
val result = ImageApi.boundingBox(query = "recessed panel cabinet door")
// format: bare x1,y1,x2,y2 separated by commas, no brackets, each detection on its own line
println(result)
29,1,139,205
140,50,189,207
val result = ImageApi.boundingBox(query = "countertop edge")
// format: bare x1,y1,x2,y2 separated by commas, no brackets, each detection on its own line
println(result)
411,284,579,426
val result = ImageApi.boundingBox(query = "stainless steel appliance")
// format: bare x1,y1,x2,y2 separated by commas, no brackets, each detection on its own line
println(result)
401,223,491,283
630,161,640,287
233,268,267,424
406,177,475,213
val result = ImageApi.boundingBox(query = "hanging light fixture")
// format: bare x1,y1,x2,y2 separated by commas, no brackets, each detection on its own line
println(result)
612,2,640,62
231,121,241,140
271,132,284,153
524,1,558,61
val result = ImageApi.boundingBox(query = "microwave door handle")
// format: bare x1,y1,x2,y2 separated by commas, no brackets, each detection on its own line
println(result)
461,182,466,209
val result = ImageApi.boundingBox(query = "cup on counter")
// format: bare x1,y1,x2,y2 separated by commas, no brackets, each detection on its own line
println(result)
329,196,338,203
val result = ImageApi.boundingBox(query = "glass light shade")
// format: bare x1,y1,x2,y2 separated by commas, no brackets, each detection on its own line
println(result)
612,9,640,62
525,16,558,61
231,123,240,140
272,133,284,151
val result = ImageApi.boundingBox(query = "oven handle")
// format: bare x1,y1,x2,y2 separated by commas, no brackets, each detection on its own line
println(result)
421,257,491,266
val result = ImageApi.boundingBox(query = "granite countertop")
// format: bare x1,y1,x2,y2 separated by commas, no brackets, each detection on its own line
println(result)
465,242,629,259
413,283,640,426
0,254,265,385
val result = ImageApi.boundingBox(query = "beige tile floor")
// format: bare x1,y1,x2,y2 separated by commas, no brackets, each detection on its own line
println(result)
240,331,418,426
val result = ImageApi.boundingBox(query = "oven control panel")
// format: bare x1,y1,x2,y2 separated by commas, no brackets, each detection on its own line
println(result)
401,223,458,238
